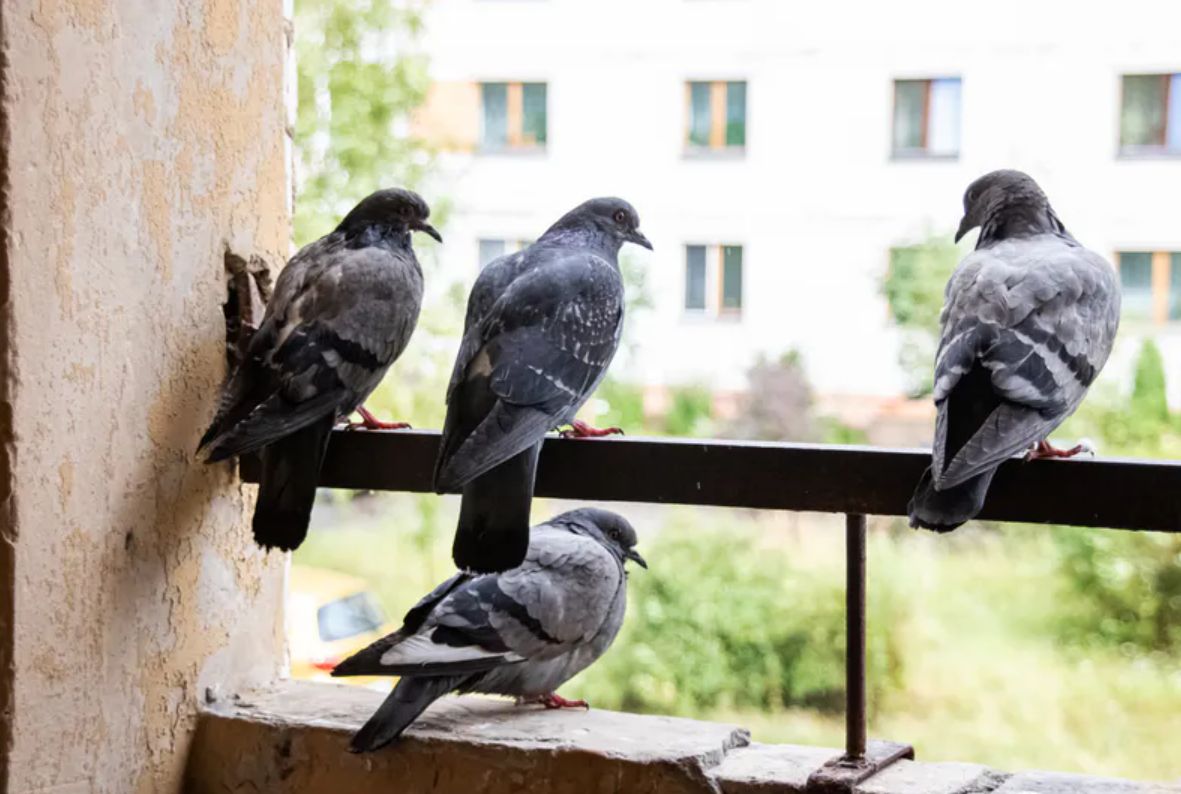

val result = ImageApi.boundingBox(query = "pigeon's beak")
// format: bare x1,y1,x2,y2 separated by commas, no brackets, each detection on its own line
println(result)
412,220,443,243
624,548,648,569
629,230,654,251
954,214,975,244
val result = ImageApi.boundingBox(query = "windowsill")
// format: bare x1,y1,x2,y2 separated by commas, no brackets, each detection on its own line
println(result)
681,311,743,324
186,680,1170,793
889,150,959,162
683,146,747,160
476,146,548,157
1116,148,1181,160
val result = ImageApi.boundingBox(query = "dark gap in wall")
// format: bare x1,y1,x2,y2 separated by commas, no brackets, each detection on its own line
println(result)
222,250,273,368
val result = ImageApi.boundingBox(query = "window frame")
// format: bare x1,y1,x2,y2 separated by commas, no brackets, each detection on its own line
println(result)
478,80,548,154
684,80,748,158
682,242,744,320
1117,72,1181,158
1116,249,1181,325
890,76,962,161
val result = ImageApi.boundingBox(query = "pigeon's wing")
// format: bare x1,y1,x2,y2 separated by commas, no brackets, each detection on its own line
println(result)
434,253,624,489
200,241,422,461
931,240,1119,489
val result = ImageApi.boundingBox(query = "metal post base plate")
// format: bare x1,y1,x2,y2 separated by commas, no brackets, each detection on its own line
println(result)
805,740,915,793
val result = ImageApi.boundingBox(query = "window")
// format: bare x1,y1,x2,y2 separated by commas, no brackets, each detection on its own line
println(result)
316,593,387,643
478,238,531,268
480,82,547,151
1119,73,1181,155
684,244,743,317
892,78,961,158
1118,251,1181,323
686,81,746,153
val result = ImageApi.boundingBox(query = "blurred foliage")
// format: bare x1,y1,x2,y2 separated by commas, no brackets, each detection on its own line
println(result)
1131,339,1169,427
569,517,908,714
664,385,714,436
726,350,816,442
881,236,962,397
294,0,434,246
594,379,647,433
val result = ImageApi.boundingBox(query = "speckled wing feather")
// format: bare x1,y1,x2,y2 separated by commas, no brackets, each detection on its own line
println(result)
930,236,1119,489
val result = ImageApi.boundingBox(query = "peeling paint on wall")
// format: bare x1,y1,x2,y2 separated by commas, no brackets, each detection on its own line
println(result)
0,1,290,792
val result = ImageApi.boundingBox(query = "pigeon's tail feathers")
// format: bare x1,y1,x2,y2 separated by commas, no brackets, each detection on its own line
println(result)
347,675,468,753
452,441,540,573
908,465,996,533
435,396,555,493
251,415,335,551
202,389,342,463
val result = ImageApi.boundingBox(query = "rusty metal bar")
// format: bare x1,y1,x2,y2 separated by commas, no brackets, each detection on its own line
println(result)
239,430,1181,533
846,513,867,761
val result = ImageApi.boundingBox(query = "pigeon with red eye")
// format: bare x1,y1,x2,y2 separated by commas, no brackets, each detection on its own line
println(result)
197,188,440,551
333,507,646,753
434,198,652,573
908,170,1119,532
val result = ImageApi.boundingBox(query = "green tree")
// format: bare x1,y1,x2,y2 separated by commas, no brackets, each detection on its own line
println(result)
294,0,433,246
881,235,962,396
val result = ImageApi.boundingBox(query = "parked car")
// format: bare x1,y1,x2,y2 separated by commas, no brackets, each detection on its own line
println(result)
287,565,395,688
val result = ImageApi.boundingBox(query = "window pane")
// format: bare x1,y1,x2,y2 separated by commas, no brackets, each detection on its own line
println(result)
685,245,706,310
927,78,961,156
1170,253,1181,320
688,82,711,147
893,80,927,152
522,82,547,146
481,82,508,148
1120,75,1167,149
725,81,746,147
722,246,743,311
478,239,506,268
1119,252,1154,321
1168,74,1181,151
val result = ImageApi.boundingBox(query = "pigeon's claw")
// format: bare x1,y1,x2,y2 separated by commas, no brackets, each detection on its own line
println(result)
345,405,411,431
559,420,623,439
536,693,589,710
1024,439,1088,462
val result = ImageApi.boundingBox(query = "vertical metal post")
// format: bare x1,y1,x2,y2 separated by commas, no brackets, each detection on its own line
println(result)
845,512,867,761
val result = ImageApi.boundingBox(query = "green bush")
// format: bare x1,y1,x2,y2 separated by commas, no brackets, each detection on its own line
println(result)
664,385,713,437
1131,339,1169,427
595,379,648,434
567,517,909,715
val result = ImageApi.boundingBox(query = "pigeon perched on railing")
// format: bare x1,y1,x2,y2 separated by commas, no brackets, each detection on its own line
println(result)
434,198,651,573
197,188,439,551
908,170,1120,532
333,507,645,753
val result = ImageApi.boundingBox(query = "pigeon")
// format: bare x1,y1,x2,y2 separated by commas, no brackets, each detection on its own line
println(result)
908,170,1120,532
332,507,645,753
434,198,651,573
197,188,439,551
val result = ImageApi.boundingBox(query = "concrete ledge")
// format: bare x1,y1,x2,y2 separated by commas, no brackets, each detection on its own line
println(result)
183,681,1180,794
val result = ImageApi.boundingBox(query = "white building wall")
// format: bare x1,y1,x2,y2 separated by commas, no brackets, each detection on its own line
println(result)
417,0,1181,402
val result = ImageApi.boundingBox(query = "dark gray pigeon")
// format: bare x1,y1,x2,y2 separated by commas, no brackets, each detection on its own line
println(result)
434,198,651,573
908,170,1120,531
332,507,645,753
197,188,439,551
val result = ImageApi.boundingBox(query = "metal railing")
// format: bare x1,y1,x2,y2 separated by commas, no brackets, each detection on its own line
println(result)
242,430,1181,791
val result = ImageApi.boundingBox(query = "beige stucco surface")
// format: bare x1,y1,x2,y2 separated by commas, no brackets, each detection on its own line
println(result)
0,1,289,791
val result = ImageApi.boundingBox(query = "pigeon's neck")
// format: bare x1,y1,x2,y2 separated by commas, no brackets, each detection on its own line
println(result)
340,222,415,254
977,204,1074,249
538,225,622,264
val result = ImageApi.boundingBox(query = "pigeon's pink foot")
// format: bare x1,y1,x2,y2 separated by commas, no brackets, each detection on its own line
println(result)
536,693,589,710
345,405,411,431
559,420,623,439
1025,439,1085,462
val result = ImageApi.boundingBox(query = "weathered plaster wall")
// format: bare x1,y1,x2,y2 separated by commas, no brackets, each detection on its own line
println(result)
0,1,289,791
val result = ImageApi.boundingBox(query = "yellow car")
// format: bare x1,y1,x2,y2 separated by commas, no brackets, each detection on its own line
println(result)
287,565,396,688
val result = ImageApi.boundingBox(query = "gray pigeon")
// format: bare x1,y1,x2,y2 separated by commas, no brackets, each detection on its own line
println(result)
908,170,1120,531
332,507,645,753
198,188,439,551
434,198,651,573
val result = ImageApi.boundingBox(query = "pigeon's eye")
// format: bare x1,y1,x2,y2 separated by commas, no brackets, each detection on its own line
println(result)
612,210,628,225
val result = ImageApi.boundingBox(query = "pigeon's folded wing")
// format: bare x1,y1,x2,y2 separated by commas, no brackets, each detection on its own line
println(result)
435,254,624,488
932,241,1119,488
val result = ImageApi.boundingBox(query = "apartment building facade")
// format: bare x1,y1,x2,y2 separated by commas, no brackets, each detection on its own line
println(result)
411,0,1181,413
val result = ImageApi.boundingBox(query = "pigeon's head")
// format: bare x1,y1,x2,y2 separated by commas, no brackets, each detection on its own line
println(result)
955,170,1050,243
551,507,646,569
337,188,443,242
549,197,653,252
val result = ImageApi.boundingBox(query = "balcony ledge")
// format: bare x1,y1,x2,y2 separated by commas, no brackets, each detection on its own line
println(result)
184,680,1177,793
